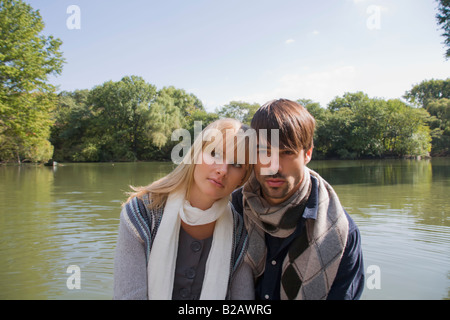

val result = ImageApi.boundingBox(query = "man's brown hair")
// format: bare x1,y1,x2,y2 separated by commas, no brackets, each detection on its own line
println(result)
250,99,315,152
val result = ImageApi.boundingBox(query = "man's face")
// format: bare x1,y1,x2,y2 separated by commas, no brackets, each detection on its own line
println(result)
254,146,313,206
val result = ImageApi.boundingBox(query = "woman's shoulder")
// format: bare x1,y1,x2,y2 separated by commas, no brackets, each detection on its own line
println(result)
230,187,244,215
121,193,163,240
123,193,163,217
229,198,247,235
229,200,244,230
120,194,164,262
122,194,149,219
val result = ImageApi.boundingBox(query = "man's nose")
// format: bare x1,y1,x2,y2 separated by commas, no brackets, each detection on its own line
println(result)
261,155,280,176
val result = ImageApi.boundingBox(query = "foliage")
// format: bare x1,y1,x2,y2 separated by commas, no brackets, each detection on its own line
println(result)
404,78,450,106
0,0,64,162
48,87,440,162
1,1,446,163
309,93,432,159
49,77,210,162
88,75,157,161
216,101,260,125
436,0,450,58
405,78,450,156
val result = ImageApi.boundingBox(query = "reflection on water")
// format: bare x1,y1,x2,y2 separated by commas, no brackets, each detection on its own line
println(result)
0,159,449,299
309,159,450,300
0,162,174,299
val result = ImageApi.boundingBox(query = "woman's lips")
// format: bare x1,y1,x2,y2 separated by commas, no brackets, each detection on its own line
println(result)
208,178,224,188
266,179,285,187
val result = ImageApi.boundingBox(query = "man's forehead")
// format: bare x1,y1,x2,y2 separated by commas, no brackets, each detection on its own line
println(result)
256,144,294,152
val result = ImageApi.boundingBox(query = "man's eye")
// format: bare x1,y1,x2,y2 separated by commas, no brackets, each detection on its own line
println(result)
283,150,295,155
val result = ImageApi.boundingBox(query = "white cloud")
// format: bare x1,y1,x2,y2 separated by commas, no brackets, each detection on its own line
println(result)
202,60,450,112
231,66,359,107
285,39,295,44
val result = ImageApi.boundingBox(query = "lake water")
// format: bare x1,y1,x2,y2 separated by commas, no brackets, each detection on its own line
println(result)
0,159,449,300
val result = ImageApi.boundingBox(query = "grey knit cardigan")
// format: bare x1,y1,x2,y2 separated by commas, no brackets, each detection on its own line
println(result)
113,194,254,300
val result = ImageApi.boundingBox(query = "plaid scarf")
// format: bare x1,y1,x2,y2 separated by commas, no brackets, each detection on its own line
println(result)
243,167,349,300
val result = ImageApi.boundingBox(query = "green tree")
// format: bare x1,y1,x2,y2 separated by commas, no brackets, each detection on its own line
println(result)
383,99,432,157
216,101,260,125
152,86,205,146
50,82,210,162
323,93,432,159
157,86,204,117
298,98,326,120
436,0,450,58
325,92,385,158
184,106,218,128
425,98,450,155
404,78,450,107
320,106,357,159
147,88,183,149
327,92,371,112
405,79,450,156
87,76,157,161
144,86,206,160
49,90,91,162
0,0,64,162
296,98,330,159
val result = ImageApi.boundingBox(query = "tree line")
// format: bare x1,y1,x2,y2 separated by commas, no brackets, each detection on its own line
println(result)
1,0,449,163
45,77,449,163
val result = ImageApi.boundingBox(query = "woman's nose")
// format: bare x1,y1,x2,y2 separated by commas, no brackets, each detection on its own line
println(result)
215,163,228,175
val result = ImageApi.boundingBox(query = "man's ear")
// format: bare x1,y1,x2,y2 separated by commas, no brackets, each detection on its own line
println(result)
304,147,313,165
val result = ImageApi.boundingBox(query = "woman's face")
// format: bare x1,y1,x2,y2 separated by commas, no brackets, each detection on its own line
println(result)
189,146,248,210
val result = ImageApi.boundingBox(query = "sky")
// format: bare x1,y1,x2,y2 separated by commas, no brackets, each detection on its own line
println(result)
26,0,450,112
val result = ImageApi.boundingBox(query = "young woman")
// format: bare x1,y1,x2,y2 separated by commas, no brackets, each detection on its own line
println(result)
113,118,254,300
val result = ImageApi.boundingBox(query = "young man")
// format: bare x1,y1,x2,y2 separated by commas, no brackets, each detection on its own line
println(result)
232,99,365,300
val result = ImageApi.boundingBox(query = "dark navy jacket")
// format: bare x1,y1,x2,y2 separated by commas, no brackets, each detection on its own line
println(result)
231,176,365,300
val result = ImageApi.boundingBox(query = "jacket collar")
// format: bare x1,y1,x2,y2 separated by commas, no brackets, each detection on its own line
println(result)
302,175,318,220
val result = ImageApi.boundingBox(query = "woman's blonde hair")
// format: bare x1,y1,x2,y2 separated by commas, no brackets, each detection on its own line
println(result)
125,118,253,210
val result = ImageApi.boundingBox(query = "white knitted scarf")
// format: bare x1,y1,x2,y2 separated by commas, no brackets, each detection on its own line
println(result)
147,189,233,300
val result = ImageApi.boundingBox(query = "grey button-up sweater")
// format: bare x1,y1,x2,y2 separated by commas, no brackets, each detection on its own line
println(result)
113,196,255,300
172,228,212,299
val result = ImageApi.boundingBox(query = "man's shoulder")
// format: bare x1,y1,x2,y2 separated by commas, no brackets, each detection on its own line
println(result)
342,208,360,236
310,170,359,234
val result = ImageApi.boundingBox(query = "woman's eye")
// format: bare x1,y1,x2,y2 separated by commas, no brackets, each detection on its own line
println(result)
231,163,242,168
211,151,222,159
259,149,271,156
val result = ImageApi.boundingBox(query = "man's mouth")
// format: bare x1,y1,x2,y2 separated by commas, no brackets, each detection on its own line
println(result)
265,178,285,187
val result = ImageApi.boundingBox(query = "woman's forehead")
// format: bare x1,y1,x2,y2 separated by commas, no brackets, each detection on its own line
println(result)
203,133,248,163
